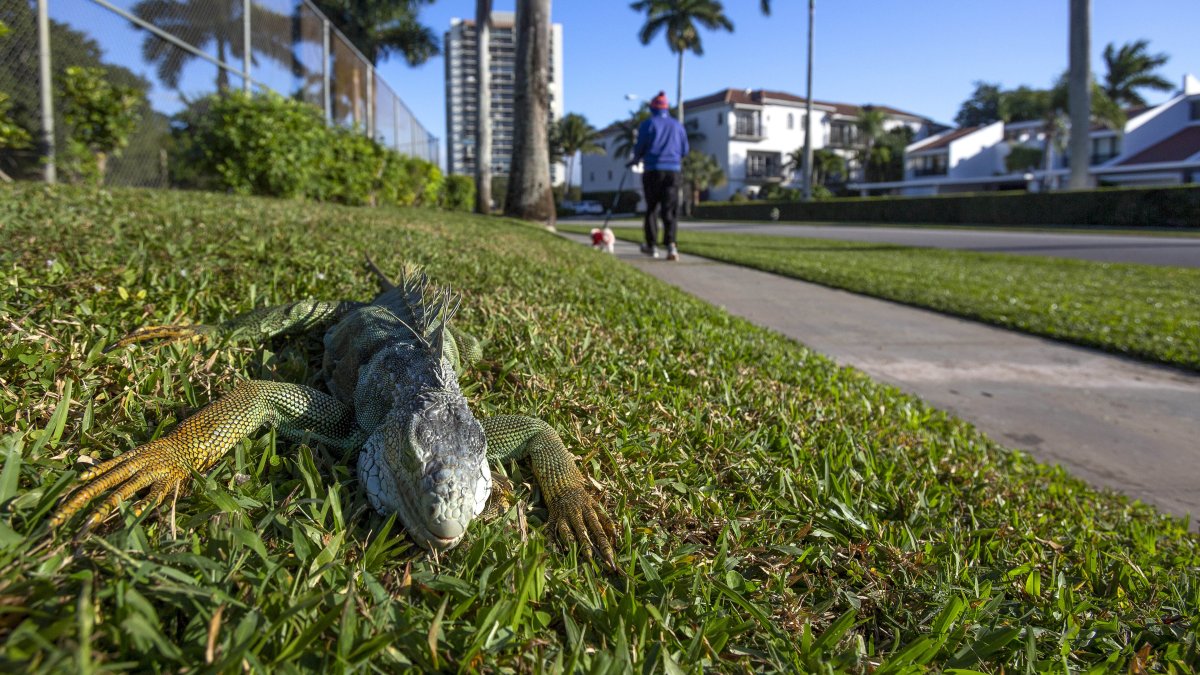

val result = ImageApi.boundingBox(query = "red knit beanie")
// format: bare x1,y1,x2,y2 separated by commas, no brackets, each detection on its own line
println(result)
650,91,669,109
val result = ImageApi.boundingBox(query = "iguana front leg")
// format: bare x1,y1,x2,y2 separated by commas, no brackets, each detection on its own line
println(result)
104,300,365,351
481,416,618,568
51,381,364,528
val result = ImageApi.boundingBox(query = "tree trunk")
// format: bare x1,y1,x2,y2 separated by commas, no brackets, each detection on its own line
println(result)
504,0,555,225
216,39,230,92
1067,0,1091,189
475,0,492,213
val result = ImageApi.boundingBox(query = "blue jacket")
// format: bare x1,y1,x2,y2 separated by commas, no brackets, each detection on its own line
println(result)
633,109,689,172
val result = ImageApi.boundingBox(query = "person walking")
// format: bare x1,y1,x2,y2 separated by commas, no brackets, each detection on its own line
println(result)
629,91,688,261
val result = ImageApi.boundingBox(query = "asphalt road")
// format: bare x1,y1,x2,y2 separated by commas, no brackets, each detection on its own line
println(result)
562,231,1200,527
572,218,1200,267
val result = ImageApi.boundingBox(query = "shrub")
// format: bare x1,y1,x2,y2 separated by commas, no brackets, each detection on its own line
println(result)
439,175,475,212
694,184,1200,228
58,66,141,185
1006,145,1043,173
168,92,452,210
729,191,749,203
319,126,387,206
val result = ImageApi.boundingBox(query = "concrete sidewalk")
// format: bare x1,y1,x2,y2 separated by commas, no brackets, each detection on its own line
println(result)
562,232,1200,525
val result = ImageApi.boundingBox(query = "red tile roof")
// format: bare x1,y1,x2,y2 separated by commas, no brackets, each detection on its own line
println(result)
906,126,983,154
682,88,930,121
1117,125,1200,166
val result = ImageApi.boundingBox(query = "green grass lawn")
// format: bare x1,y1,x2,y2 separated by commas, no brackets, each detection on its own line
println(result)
2,184,1198,672
564,225,1200,371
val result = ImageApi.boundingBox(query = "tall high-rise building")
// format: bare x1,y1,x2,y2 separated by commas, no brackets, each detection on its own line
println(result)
445,12,564,184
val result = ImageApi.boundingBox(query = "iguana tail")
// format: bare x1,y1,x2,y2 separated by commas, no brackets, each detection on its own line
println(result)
364,255,396,292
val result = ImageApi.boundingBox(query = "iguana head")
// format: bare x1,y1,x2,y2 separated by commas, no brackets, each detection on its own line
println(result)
359,392,491,551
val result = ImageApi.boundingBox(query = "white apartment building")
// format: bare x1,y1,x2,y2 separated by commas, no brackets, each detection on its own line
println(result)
851,73,1200,195
582,88,940,202
444,12,565,184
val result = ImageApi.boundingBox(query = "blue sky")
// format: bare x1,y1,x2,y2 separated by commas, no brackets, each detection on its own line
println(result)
379,0,1200,144
54,0,1200,166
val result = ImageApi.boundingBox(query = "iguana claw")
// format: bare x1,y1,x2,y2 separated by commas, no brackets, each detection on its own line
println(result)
549,487,619,569
51,438,193,528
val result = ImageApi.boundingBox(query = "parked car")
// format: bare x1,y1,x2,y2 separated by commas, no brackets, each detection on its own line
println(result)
573,200,605,215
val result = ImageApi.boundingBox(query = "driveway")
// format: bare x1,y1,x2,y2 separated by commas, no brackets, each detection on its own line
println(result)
561,232,1200,526
573,219,1200,267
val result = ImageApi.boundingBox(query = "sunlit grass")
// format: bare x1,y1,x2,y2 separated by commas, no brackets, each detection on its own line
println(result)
564,225,1200,371
2,184,1197,672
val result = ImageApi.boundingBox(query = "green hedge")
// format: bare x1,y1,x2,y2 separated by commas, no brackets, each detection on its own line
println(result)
695,185,1200,227
170,91,469,211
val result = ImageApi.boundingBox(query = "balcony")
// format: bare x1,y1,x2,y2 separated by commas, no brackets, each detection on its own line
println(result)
732,126,765,141
744,171,783,184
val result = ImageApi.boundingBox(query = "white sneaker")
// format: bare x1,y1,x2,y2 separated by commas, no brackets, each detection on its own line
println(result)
666,244,679,261
640,243,660,259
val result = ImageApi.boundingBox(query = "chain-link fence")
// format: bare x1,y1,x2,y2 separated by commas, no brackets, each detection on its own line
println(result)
0,0,438,187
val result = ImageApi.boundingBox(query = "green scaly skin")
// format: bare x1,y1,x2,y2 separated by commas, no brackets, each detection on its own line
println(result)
51,267,618,568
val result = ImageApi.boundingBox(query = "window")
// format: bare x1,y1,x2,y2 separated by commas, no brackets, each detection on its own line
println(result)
909,153,947,176
787,113,794,130
1091,136,1120,164
829,121,860,148
746,151,782,178
1190,98,1200,120
589,172,594,182
717,113,722,125
734,110,762,137
608,170,613,180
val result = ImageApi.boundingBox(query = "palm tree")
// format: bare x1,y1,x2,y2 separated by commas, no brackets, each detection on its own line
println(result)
853,106,887,181
311,0,439,66
1067,0,1090,190
681,150,724,213
630,0,733,125
1043,72,1125,190
788,147,843,187
551,113,604,206
1102,39,1173,108
133,0,291,92
504,0,555,224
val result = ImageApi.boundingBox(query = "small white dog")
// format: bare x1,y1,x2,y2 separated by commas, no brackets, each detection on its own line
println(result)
590,226,616,254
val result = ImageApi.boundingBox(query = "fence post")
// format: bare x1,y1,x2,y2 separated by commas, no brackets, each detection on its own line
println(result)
36,0,55,183
242,0,251,92
366,63,373,138
322,19,331,122
393,96,403,151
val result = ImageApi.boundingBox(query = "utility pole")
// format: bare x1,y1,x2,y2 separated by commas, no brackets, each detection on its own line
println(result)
802,0,814,201
1067,0,1091,190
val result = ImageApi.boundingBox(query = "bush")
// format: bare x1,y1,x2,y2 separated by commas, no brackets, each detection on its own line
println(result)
729,191,749,203
695,185,1200,228
439,175,475,212
1005,145,1043,173
169,92,450,209
58,66,141,185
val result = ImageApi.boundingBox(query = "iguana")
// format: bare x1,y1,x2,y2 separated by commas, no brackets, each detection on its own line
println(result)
50,262,618,567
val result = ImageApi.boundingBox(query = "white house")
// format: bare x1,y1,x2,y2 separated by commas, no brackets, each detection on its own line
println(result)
581,88,942,203
850,73,1200,195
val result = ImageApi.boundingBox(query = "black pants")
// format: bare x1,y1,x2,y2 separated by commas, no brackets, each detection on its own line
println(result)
642,170,681,248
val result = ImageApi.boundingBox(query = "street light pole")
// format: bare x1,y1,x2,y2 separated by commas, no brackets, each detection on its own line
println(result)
802,0,814,201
